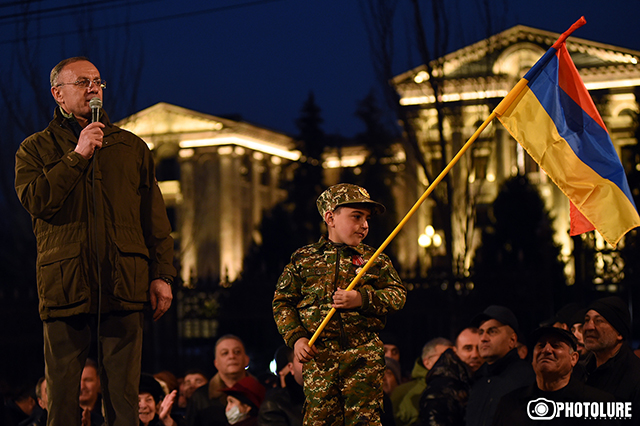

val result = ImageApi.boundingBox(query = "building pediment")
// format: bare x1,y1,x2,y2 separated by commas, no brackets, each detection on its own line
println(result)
116,102,299,160
117,102,227,136
394,25,640,106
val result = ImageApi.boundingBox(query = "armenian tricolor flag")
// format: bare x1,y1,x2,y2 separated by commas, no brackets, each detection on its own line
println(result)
495,17,640,247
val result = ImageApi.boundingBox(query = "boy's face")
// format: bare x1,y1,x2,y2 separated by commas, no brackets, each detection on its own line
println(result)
325,205,371,246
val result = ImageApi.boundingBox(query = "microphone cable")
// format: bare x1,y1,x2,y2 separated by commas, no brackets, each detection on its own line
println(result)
89,97,109,425
92,147,102,377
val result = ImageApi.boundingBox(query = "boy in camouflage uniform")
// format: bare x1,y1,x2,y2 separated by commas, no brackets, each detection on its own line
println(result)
273,183,407,425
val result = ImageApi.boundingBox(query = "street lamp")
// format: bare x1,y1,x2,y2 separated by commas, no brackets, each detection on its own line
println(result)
417,225,446,283
418,225,443,249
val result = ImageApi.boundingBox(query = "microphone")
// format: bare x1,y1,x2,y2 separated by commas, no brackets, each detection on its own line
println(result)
90,97,102,123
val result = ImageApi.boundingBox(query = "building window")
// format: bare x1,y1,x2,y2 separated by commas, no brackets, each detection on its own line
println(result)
472,146,490,181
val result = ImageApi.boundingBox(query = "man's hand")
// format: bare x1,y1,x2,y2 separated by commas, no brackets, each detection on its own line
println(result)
332,288,362,309
149,279,173,321
294,337,318,363
75,122,105,159
81,408,90,426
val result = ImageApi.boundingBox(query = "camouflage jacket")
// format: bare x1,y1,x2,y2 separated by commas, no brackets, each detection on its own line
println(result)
273,236,406,349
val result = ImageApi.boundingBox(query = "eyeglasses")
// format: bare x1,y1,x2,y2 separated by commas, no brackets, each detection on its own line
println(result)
55,78,106,89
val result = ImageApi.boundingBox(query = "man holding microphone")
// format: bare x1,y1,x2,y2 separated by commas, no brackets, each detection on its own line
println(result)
15,57,175,426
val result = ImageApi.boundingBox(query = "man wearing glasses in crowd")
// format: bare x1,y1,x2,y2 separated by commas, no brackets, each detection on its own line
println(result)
15,57,176,426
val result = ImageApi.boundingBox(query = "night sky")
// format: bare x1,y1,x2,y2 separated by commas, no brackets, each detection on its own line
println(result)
2,0,640,139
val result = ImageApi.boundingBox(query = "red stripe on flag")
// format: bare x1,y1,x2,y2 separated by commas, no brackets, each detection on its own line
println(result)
570,201,595,236
556,46,607,131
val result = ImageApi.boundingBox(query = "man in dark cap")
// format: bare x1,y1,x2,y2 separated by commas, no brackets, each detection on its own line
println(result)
542,303,589,378
493,327,617,425
465,305,534,426
380,331,401,364
583,296,640,417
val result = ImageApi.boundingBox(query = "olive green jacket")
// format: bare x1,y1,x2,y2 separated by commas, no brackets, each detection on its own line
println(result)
15,108,176,320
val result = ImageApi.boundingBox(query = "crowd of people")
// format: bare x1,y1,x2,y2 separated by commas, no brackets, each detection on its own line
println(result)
2,334,295,426
381,297,640,425
4,295,640,425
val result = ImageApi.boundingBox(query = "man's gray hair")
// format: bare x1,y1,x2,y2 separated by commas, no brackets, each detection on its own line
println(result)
421,337,453,359
50,56,90,87
214,334,245,357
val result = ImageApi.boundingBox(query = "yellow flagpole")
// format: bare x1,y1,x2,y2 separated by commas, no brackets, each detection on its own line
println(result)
309,108,509,347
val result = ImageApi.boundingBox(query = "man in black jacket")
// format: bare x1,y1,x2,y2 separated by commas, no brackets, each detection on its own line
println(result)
465,306,534,426
582,296,640,421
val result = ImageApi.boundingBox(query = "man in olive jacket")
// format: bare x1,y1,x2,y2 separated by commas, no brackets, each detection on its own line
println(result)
14,57,176,426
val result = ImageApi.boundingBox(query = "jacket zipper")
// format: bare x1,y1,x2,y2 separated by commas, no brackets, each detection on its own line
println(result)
334,247,349,350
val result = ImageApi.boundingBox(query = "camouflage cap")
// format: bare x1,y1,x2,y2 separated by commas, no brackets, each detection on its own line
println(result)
316,183,386,218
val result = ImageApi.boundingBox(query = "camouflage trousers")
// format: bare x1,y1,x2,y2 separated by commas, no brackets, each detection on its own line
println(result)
302,337,385,426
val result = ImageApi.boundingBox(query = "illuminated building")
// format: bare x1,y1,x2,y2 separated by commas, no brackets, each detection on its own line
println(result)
391,24,640,285
117,102,299,289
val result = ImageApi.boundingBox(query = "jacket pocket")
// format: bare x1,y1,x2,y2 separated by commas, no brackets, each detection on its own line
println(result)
112,240,150,303
37,243,89,308
300,265,333,296
296,292,325,331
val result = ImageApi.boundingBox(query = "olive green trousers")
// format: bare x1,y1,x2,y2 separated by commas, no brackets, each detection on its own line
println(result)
43,311,143,426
